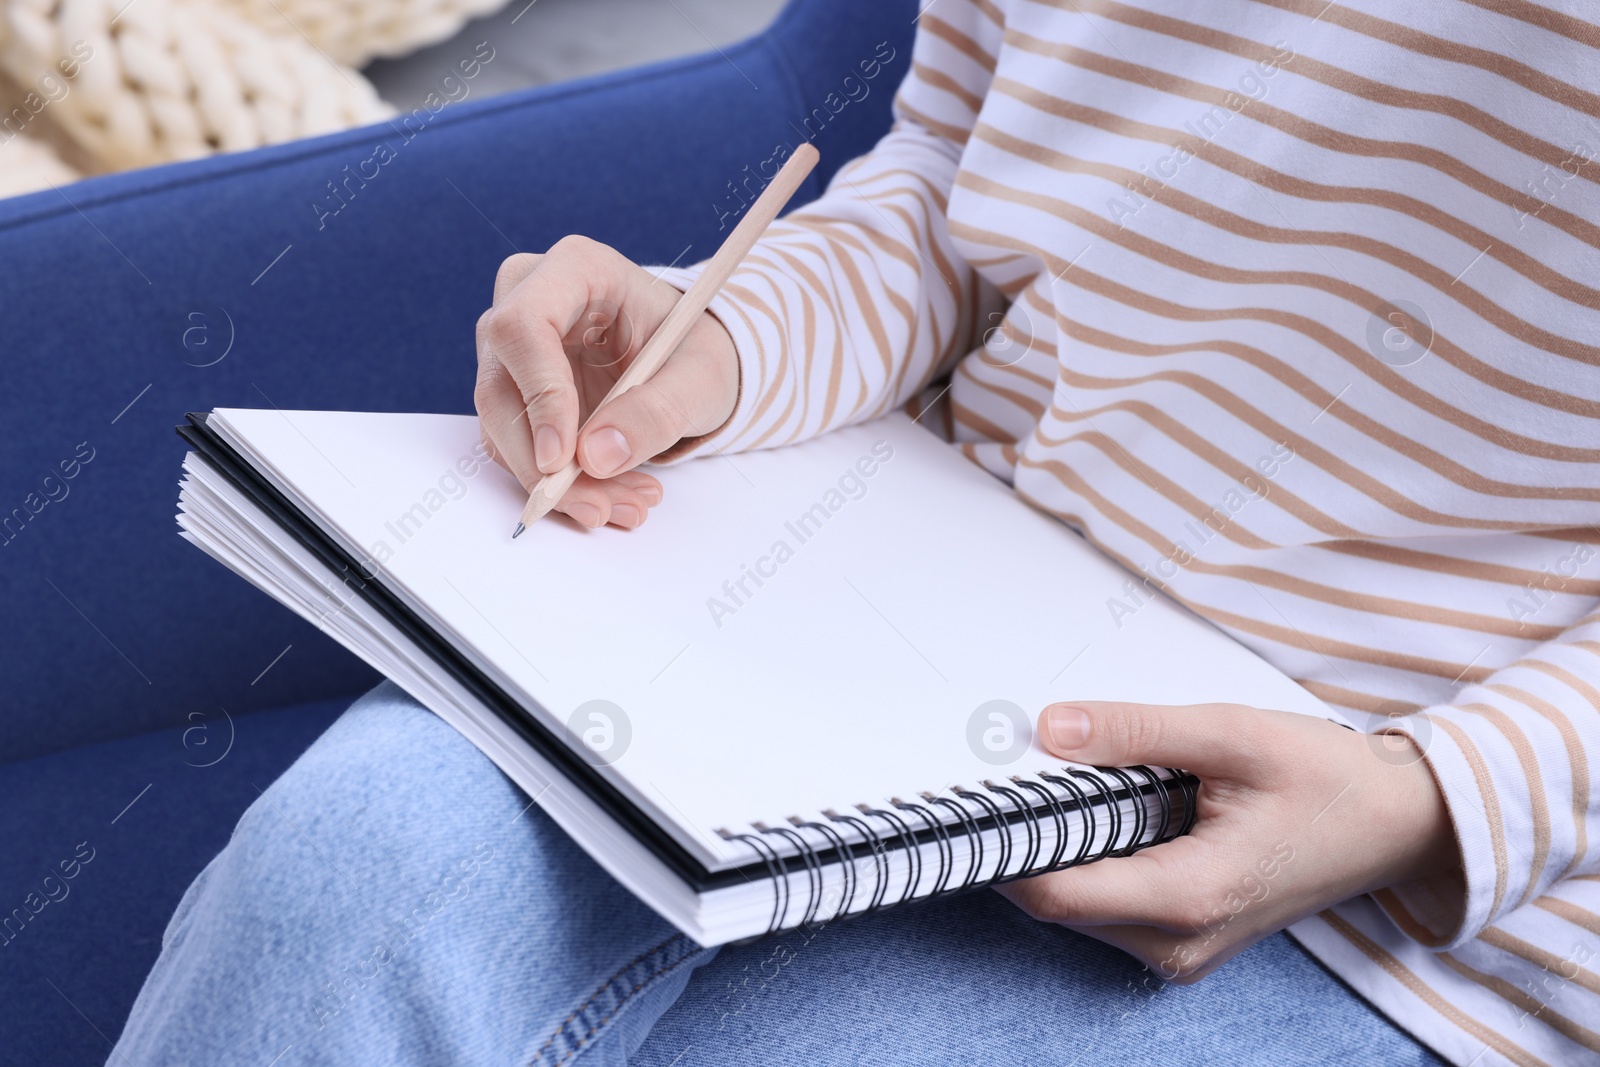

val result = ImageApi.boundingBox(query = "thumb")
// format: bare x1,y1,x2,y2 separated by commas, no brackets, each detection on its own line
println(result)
576,320,738,478
1038,700,1264,776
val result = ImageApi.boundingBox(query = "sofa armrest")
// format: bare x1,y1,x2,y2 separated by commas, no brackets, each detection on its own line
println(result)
0,0,916,763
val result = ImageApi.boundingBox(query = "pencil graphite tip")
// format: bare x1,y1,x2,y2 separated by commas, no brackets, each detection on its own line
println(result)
511,522,525,540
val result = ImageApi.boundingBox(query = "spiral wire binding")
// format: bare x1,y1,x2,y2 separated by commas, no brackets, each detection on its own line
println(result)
859,803,921,906
985,780,1043,875
1130,766,1175,843
1047,770,1122,864
791,815,856,922
1011,776,1071,872
1037,771,1096,869
890,797,954,896
754,823,825,929
926,791,986,892
951,786,1013,891
732,765,1194,938
1174,766,1201,836
827,809,893,914
1099,767,1147,857
719,829,790,936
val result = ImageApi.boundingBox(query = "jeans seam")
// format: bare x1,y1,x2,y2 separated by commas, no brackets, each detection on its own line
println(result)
528,933,701,1067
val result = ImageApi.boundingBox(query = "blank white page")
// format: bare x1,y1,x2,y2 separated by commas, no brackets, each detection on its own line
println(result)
211,408,1338,868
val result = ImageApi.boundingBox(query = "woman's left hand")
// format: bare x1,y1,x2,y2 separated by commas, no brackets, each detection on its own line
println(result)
995,700,1463,982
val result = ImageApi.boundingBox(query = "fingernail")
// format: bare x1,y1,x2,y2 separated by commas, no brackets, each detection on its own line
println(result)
637,484,662,506
534,425,562,473
585,427,631,477
1046,705,1091,751
610,504,642,528
566,502,602,528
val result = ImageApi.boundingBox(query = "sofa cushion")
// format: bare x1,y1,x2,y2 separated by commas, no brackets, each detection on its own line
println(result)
0,698,346,1062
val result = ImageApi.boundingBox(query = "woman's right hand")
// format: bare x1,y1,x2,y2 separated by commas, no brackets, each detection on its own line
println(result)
474,236,740,530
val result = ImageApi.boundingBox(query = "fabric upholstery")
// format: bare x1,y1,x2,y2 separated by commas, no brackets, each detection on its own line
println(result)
0,700,344,1064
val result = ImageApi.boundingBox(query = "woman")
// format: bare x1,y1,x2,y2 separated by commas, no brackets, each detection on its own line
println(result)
114,1,1600,1063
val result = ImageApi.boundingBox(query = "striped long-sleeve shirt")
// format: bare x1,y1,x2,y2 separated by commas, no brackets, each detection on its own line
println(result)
658,2,1600,1062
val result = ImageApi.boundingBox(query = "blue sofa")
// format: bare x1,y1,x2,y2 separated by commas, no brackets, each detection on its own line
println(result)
0,1,914,1058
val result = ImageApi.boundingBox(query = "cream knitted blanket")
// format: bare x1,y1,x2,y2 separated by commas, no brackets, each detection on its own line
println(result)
0,0,506,196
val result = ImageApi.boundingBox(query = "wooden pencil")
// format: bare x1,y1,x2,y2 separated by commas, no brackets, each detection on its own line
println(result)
513,142,820,537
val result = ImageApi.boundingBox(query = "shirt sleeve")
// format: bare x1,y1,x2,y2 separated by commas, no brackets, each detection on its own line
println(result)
652,0,1009,459
1380,603,1600,949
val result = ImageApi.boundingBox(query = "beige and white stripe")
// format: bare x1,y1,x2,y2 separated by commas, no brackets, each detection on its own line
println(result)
659,1,1600,1061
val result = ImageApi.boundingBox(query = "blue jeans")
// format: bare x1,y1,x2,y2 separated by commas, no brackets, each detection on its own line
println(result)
111,683,1442,1066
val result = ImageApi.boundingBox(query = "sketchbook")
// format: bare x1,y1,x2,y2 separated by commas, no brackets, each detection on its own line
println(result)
174,408,1341,945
